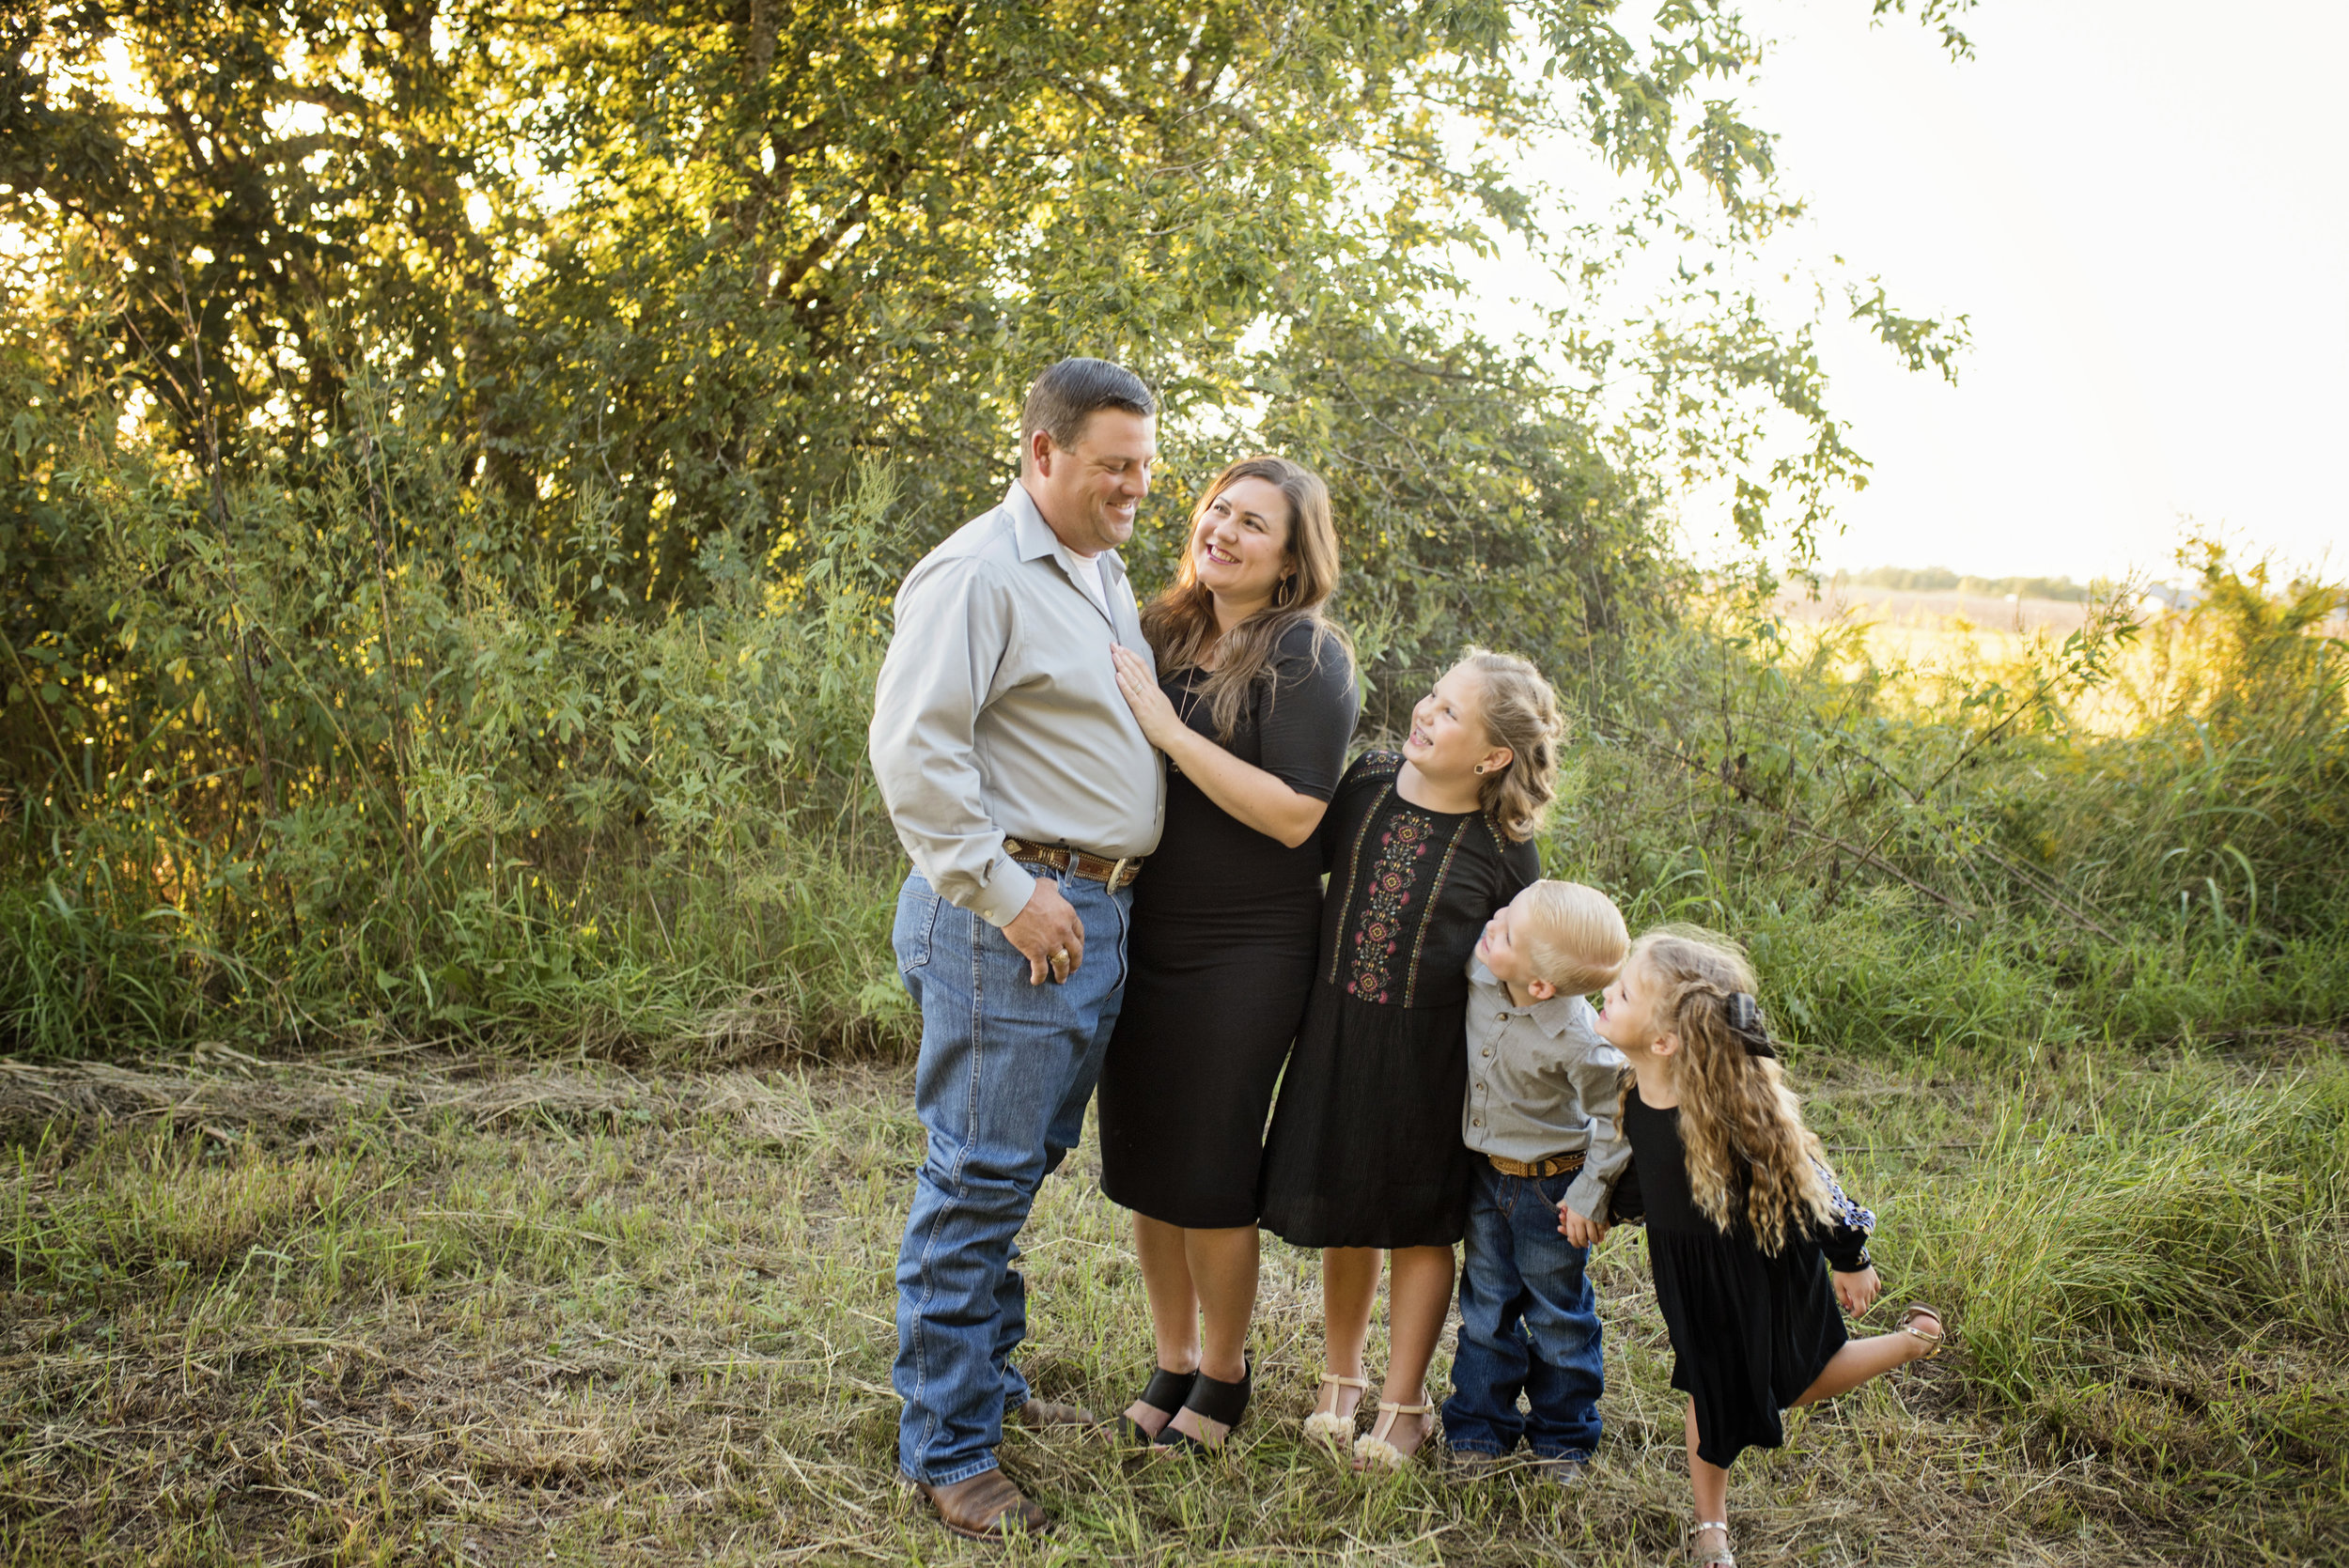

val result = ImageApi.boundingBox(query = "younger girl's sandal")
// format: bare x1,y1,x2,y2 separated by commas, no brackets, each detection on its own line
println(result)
1303,1371,1370,1451
1151,1355,1252,1454
1688,1517,1735,1567
1351,1397,1436,1471
1121,1367,1196,1446
1897,1303,1948,1360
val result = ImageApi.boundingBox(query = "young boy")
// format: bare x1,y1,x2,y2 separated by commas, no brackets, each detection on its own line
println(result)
1441,878,1631,1483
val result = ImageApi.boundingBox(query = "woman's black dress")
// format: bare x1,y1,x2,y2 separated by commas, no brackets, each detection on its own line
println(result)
1096,621,1359,1229
1256,752,1541,1249
1614,1087,1877,1468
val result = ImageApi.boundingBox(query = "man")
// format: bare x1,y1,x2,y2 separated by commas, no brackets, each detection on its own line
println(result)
867,357,1164,1539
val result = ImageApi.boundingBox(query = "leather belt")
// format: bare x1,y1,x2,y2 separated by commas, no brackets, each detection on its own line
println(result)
1002,837,1145,890
1487,1150,1586,1180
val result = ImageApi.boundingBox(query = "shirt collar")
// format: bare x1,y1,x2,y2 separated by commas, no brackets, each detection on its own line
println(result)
1469,957,1591,1038
1003,479,1128,584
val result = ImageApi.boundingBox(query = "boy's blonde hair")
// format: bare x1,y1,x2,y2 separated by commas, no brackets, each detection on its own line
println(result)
1517,880,1628,995
1459,647,1563,842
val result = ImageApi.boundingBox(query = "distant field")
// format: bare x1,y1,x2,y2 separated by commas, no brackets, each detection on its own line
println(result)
1771,586,2108,703
1778,585,2092,640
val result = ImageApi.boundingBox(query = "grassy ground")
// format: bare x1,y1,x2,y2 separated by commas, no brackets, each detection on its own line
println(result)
0,1038,2341,1566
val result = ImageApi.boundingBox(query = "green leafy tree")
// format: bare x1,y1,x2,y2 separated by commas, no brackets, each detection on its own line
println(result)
0,0,1981,1049
7,1,1970,628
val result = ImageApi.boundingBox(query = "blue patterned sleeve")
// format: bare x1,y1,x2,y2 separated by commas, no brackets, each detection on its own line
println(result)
1811,1157,1875,1271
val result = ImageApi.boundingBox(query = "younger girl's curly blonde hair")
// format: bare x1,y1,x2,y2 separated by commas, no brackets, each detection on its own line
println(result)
1459,647,1563,843
1632,925,1838,1254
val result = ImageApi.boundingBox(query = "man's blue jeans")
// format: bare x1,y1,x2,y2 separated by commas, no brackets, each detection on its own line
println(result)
1440,1158,1605,1459
890,865,1130,1484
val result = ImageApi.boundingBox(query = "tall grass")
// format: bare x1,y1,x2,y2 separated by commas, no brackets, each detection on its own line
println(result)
1543,549,2349,1062
1897,1055,2348,1397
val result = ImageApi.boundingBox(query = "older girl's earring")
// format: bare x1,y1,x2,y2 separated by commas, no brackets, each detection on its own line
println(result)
1473,764,1486,774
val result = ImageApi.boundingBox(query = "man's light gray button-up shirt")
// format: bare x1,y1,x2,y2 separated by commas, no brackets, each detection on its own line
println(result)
1461,957,1633,1221
868,480,1165,927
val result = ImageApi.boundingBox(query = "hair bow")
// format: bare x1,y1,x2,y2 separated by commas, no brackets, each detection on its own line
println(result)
1727,992,1777,1059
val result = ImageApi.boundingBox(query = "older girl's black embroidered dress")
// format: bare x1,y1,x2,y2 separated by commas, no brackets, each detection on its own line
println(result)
1612,1086,1877,1468
1258,752,1541,1249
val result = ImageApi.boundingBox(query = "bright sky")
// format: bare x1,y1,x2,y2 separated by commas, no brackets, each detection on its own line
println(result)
1501,0,2349,584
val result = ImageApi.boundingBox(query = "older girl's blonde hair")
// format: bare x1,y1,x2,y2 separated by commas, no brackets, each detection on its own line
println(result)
1631,925,1837,1254
1458,648,1563,843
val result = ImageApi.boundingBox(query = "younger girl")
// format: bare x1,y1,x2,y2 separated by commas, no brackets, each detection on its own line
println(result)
1258,649,1562,1468
1595,927,1944,1568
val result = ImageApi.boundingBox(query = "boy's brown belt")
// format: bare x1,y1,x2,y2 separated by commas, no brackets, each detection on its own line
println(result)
1486,1150,1585,1180
1002,837,1145,890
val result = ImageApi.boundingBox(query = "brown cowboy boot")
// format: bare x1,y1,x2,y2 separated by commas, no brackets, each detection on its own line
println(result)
910,1468,1050,1540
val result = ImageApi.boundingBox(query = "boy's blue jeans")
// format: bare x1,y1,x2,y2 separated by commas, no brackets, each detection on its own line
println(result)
890,866,1130,1485
1440,1158,1605,1459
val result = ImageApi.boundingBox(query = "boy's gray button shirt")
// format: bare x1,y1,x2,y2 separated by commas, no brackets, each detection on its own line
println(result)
868,481,1165,927
1461,958,1633,1221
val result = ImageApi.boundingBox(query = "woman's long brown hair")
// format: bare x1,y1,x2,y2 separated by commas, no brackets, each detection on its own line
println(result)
1634,926,1836,1254
1139,455,1348,742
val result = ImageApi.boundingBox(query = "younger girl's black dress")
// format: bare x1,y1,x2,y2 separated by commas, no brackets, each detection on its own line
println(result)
1613,1087,1877,1468
1257,752,1541,1249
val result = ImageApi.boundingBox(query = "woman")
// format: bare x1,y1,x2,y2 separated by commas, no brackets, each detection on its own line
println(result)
1098,454,1359,1451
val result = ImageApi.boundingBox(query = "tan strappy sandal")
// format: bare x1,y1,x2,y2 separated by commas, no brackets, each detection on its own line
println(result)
1351,1396,1436,1470
1688,1516,1735,1567
1303,1371,1370,1450
1898,1303,1947,1359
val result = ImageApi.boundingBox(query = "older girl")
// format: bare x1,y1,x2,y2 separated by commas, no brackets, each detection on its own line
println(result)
1258,650,1563,1468
1595,927,1945,1567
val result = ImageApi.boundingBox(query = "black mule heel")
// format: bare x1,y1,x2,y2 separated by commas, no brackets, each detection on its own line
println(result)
1151,1354,1252,1453
1123,1366,1197,1446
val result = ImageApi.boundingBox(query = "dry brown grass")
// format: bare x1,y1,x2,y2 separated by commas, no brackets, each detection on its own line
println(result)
0,1050,2338,1566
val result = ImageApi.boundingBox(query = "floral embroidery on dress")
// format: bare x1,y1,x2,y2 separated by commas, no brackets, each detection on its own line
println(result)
1346,808,1433,1002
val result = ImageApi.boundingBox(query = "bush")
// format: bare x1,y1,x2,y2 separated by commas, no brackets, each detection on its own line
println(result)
0,398,914,1057
4,349,2342,1067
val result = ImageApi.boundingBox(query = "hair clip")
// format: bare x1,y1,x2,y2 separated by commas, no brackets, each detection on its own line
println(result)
1728,992,1777,1059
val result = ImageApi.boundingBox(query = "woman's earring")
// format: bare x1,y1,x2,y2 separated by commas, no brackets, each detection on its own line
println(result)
1473,764,1486,774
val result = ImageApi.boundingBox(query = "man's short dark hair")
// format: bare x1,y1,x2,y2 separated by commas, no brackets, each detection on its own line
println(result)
1021,357,1156,460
